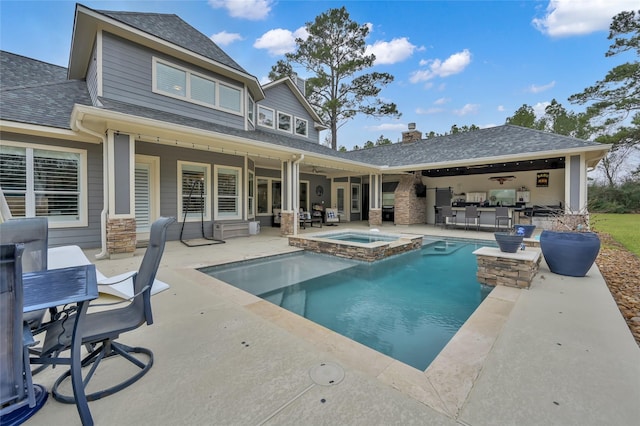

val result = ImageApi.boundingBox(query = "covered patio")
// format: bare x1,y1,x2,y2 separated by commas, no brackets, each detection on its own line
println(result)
23,223,640,425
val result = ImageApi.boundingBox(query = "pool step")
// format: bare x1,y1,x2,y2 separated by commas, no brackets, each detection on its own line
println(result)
422,240,466,256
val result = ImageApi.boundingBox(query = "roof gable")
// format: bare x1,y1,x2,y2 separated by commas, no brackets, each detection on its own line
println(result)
262,77,327,130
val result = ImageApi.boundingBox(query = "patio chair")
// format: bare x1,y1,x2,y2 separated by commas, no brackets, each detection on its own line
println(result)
38,216,175,403
440,206,457,228
0,217,50,329
464,205,481,230
0,244,47,424
494,206,512,231
325,208,340,225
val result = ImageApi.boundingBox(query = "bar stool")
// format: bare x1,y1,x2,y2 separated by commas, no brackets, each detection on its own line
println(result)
464,205,480,230
440,206,456,228
495,206,512,231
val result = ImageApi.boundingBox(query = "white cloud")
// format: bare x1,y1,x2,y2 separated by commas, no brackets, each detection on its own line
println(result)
416,107,444,115
527,81,556,93
254,27,308,56
453,103,479,116
210,31,243,46
410,49,472,83
532,0,634,37
208,0,273,21
434,97,450,105
366,37,417,65
364,123,407,132
497,105,505,112
533,101,551,117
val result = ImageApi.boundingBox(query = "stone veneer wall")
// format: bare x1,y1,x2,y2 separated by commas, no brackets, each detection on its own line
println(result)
368,208,382,226
288,235,422,262
106,217,136,256
280,211,294,236
394,174,426,225
475,248,542,289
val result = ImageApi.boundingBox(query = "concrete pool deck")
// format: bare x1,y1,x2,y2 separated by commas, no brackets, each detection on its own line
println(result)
26,223,640,425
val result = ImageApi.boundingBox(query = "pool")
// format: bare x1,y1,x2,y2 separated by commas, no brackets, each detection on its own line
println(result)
200,237,493,371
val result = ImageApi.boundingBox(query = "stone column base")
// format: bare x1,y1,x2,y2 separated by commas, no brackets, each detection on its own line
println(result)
368,208,382,226
280,211,294,236
106,217,136,258
473,247,542,289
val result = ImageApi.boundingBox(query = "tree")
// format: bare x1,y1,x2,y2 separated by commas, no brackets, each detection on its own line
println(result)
569,9,640,142
374,134,392,146
269,7,401,150
506,104,539,129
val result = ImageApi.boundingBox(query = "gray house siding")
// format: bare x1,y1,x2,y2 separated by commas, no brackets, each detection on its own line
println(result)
258,83,320,142
86,44,99,105
135,141,247,241
1,132,104,248
101,33,245,130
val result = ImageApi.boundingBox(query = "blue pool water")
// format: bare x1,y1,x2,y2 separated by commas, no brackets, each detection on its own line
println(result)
201,238,493,371
323,232,398,243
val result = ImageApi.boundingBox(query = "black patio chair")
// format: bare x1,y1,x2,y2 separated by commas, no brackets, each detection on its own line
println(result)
37,216,176,403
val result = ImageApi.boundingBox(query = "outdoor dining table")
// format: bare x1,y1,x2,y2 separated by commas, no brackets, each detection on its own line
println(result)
23,264,98,426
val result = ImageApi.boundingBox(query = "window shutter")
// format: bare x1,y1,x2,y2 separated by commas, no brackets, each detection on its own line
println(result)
135,165,151,228
33,150,80,219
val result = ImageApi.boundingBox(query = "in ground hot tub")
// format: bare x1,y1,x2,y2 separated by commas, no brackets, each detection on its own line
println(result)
288,229,423,261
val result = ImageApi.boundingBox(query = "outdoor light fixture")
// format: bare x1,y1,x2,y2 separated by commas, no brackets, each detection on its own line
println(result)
489,175,516,185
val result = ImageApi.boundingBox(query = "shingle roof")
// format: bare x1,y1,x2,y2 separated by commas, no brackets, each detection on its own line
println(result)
95,9,247,74
0,51,67,89
97,98,351,160
0,51,93,129
342,125,604,167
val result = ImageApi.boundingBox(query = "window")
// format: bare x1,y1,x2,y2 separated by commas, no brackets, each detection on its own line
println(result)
351,184,360,213
153,58,243,115
257,106,275,128
215,166,241,220
0,143,86,226
190,74,216,106
156,62,186,97
247,96,255,125
178,161,210,221
300,181,309,212
247,170,255,217
295,117,308,137
219,83,242,113
256,177,281,214
278,112,292,133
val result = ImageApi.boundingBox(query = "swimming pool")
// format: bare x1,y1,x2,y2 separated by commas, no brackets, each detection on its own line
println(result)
201,238,493,371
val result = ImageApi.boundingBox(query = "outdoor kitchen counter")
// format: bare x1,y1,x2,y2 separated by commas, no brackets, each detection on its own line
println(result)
448,206,522,228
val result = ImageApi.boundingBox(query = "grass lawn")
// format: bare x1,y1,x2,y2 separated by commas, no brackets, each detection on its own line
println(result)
592,213,640,256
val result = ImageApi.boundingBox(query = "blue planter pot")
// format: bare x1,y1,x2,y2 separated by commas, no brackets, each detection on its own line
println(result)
494,232,523,253
539,231,601,277
514,224,536,238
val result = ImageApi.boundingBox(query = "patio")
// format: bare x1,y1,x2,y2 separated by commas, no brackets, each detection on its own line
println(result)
25,223,640,425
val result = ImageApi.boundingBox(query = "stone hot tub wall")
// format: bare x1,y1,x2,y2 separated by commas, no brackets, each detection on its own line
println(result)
394,174,426,225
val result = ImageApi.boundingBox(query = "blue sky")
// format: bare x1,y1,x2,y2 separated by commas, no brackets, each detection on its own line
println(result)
1,0,637,150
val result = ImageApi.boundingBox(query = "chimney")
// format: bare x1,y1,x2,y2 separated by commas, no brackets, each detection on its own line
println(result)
402,123,422,144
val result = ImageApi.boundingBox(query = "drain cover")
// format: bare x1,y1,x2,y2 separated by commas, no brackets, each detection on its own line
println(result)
309,362,345,386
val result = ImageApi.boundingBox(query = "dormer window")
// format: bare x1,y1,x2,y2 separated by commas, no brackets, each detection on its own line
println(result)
295,118,308,137
257,105,274,128
152,57,242,115
278,112,292,133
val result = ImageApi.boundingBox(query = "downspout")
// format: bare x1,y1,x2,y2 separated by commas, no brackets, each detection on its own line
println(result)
74,119,109,259
292,154,304,235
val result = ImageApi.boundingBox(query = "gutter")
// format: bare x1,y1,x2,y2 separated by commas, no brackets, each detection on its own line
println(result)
74,119,109,259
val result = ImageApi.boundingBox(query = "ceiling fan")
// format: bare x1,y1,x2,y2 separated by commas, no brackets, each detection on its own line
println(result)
311,166,326,174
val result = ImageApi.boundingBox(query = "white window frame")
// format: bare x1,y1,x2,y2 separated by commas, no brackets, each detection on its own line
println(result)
295,117,308,137
257,105,275,129
256,177,281,215
277,112,293,133
0,141,88,228
218,82,242,113
152,57,243,116
247,95,255,126
177,160,211,222
247,169,255,218
351,183,361,213
214,165,242,220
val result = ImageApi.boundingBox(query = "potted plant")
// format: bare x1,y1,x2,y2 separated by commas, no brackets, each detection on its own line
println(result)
494,230,524,253
539,209,600,277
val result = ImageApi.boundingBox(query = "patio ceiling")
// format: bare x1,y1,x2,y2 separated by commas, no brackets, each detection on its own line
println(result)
421,156,565,177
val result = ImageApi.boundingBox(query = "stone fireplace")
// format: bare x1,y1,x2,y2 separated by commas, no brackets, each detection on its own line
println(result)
394,174,427,225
